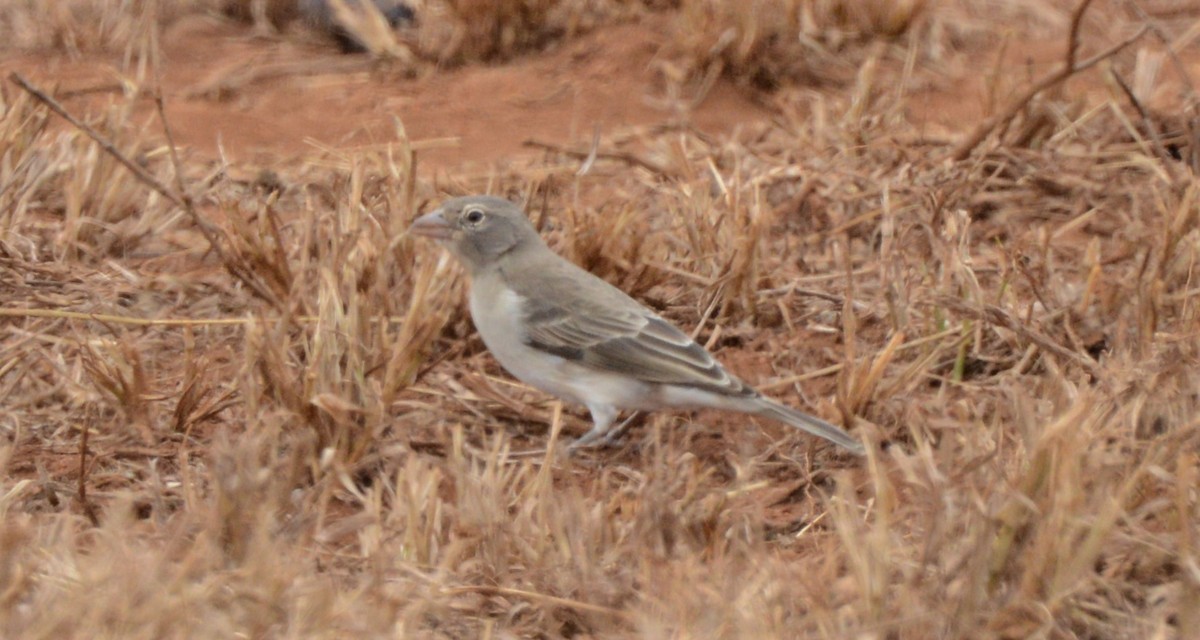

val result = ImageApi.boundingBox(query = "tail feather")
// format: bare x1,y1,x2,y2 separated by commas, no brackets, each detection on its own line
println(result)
755,398,865,455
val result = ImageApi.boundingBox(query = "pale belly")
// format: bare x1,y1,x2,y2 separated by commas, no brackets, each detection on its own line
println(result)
467,273,654,412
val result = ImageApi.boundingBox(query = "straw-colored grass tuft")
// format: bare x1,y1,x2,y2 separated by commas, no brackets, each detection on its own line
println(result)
666,0,928,90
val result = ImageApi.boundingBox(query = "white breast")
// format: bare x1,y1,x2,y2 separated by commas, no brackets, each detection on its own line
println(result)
468,273,580,403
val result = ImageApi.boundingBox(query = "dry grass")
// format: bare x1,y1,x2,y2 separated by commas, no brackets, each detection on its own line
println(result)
414,0,651,64
665,0,928,90
3,1,1200,638
0,0,211,54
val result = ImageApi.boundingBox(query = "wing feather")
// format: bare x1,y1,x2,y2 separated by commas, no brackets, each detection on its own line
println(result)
506,261,754,397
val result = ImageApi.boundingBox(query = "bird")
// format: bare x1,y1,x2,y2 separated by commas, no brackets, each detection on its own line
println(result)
409,195,865,455
224,0,415,53
297,0,414,53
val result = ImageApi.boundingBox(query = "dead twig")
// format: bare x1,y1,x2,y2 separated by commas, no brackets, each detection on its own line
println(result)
8,73,182,207
948,0,1148,161
523,138,678,179
934,297,1103,380
8,72,283,308
148,20,285,309
1107,69,1184,184
1130,1,1200,175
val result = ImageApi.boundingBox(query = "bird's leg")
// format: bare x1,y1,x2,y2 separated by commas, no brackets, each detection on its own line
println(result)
598,411,643,446
567,427,609,451
569,408,647,452
568,404,618,452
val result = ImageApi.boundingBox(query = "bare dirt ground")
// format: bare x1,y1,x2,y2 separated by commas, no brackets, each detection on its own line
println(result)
2,1,1200,638
4,12,771,169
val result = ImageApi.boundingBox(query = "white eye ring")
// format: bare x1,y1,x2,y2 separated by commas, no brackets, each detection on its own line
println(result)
463,208,485,224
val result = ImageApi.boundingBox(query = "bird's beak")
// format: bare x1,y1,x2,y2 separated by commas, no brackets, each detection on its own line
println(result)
409,210,453,240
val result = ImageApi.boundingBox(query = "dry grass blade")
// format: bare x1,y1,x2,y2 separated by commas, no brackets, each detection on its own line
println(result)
79,337,155,444
172,353,238,434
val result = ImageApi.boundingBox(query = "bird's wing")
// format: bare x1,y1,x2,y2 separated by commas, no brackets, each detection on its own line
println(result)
504,259,754,398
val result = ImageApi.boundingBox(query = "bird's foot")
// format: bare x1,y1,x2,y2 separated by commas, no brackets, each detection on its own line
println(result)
565,412,642,454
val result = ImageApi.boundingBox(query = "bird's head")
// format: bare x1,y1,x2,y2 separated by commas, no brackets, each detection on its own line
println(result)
410,195,541,272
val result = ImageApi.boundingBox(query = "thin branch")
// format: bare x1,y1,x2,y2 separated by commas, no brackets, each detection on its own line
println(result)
948,0,1147,161
934,297,1103,380
1108,68,1184,184
152,93,282,307
148,16,282,308
523,138,678,179
1131,0,1200,174
9,72,182,207
1064,0,1096,71
9,72,283,308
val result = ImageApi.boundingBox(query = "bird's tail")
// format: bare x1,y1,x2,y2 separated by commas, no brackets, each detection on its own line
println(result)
754,398,865,455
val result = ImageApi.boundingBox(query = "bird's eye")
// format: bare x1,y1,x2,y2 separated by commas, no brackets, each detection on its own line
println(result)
463,208,485,225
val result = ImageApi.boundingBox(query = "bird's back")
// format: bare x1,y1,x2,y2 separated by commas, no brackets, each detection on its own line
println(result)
494,246,757,399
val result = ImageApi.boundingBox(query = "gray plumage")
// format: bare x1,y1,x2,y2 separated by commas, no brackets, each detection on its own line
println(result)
410,195,865,455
